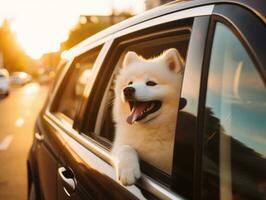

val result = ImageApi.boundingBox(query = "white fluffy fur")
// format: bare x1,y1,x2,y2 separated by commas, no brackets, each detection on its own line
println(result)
112,48,184,185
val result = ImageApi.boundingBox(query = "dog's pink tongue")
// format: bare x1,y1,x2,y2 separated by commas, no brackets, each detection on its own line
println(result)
127,102,149,124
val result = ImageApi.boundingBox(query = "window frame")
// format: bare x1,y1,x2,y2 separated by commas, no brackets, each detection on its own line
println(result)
84,18,193,182
197,4,266,199
95,26,193,186
46,42,111,128
50,46,103,122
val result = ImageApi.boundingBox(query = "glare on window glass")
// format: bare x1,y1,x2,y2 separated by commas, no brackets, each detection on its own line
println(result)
203,22,266,200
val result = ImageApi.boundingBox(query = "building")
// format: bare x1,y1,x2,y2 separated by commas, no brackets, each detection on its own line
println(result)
145,0,173,10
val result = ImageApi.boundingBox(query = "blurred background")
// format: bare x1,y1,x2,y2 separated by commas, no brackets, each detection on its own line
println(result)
0,0,171,199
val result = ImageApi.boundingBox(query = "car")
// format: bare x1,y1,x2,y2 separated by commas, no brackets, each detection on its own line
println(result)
0,68,10,96
10,71,32,86
27,0,266,200
38,71,55,85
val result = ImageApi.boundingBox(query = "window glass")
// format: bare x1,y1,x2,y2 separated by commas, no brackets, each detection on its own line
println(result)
49,60,68,92
203,23,266,200
51,47,102,120
94,30,191,175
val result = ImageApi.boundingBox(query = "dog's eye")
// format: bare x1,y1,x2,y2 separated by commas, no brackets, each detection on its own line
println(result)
128,81,133,85
146,81,157,86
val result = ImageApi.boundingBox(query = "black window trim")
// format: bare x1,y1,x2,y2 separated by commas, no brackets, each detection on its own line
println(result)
196,3,266,199
172,16,211,200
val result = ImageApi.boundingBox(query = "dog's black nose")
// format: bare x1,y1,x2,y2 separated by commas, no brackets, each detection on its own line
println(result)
123,87,135,98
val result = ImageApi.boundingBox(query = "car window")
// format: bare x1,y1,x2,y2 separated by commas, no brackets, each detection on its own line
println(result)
51,46,102,121
202,23,266,200
49,60,68,92
91,27,191,176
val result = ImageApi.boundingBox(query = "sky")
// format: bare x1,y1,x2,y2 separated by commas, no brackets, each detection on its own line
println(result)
0,0,145,59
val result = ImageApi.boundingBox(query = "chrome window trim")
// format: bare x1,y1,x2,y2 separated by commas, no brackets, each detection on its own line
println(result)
62,34,114,62
83,39,114,98
114,5,214,38
140,175,185,200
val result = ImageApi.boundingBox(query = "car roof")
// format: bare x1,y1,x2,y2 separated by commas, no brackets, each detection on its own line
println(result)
67,0,265,57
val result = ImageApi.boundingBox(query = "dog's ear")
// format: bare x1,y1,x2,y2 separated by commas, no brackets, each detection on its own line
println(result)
123,51,139,68
163,48,184,73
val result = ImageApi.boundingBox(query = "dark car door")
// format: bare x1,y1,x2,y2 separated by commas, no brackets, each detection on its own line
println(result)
34,120,58,200
34,61,70,200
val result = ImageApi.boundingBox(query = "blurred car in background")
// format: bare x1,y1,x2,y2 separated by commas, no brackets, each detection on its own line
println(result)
38,70,55,85
10,72,32,86
0,68,10,96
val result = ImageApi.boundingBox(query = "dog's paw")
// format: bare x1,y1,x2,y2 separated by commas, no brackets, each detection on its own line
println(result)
117,158,141,186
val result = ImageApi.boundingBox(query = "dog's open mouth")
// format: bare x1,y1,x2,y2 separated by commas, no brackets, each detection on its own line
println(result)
126,100,162,124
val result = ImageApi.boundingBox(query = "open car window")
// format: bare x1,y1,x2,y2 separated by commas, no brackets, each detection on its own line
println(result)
91,26,192,177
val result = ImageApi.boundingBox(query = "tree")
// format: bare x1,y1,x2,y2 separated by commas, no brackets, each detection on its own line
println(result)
0,20,31,72
61,15,130,51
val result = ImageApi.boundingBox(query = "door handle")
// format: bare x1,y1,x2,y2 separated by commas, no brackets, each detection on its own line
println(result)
58,167,77,197
35,132,44,142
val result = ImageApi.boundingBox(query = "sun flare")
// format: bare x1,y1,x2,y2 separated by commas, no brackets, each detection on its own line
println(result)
0,0,145,60
11,12,80,59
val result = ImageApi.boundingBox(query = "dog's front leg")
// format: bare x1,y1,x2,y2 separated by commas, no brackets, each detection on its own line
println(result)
112,145,141,186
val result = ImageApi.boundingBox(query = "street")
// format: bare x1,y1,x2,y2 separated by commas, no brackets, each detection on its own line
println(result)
0,83,48,200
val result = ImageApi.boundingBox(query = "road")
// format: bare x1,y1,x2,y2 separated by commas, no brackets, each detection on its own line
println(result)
0,83,48,200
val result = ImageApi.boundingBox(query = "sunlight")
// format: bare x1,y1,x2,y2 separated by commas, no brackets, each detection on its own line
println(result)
22,82,40,94
11,12,80,59
15,117,24,127
0,0,145,59
0,18,3,26
113,0,145,14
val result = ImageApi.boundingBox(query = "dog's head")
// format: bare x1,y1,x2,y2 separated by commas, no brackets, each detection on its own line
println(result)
114,48,184,125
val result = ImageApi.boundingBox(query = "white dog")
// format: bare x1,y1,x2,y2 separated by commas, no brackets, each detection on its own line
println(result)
112,48,184,185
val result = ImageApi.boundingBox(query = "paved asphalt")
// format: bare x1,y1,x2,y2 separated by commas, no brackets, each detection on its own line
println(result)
0,82,48,200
